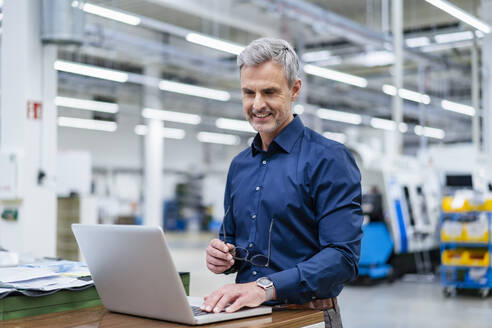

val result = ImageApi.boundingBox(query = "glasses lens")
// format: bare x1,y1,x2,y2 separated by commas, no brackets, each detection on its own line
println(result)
250,254,269,267
233,247,249,261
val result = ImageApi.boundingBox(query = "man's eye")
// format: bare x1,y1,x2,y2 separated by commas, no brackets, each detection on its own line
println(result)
244,90,255,95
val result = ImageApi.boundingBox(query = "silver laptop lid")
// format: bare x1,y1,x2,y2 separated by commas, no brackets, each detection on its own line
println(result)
72,224,195,325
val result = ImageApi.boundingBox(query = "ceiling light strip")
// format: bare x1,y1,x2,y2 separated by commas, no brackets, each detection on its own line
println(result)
441,100,476,116
82,3,141,25
425,0,490,34
185,33,245,55
317,108,362,125
142,108,202,125
57,116,117,132
215,118,256,133
134,124,186,139
197,131,240,145
382,84,430,104
414,125,445,139
54,60,129,83
303,64,368,88
55,96,118,113
158,80,230,102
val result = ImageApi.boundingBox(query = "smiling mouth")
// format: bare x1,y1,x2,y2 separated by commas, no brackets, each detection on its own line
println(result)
253,112,272,119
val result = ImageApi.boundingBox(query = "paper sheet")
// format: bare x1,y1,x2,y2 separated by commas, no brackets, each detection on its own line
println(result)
0,267,57,283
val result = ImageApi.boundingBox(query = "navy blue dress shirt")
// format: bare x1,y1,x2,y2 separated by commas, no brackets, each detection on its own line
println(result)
220,115,363,305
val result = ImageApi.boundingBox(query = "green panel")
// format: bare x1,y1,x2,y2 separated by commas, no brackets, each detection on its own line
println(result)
2,287,100,312
1,299,102,321
179,272,190,296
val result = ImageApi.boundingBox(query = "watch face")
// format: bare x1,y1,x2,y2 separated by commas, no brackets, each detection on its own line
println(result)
258,277,272,286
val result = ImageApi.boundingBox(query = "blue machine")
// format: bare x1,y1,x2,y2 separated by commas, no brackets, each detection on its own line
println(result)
358,222,394,279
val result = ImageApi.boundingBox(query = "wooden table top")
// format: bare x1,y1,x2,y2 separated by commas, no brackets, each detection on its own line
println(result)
3,306,324,328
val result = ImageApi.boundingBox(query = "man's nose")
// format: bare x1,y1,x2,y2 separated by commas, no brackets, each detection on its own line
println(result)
253,93,266,110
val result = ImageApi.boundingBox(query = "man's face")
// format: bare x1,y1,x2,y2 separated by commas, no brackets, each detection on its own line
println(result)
240,60,301,137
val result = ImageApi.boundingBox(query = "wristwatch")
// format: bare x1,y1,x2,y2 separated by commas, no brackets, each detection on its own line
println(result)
256,277,275,301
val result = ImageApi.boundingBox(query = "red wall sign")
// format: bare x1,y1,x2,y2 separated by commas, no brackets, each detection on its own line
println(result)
27,101,43,120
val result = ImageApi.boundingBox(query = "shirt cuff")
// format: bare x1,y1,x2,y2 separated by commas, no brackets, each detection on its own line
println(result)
267,267,300,304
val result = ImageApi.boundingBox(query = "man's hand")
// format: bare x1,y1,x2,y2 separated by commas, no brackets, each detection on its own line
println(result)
201,281,273,313
206,238,235,274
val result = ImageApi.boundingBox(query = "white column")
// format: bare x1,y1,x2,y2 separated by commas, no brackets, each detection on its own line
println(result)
143,64,163,227
481,1,492,155
391,0,403,155
0,0,57,257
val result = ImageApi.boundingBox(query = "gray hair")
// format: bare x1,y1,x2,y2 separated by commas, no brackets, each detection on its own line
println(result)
237,38,299,87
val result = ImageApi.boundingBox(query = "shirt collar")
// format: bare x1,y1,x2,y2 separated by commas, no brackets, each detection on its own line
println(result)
251,115,304,156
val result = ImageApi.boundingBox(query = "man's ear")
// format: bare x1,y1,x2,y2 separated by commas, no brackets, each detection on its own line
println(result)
291,79,302,102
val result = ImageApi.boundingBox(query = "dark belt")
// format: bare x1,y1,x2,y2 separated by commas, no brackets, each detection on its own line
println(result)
273,297,337,311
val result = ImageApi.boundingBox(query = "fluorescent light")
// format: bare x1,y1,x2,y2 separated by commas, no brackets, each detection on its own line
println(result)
370,118,408,132
370,118,396,131
82,3,141,25
406,36,431,48
317,108,362,125
215,118,256,133
302,50,332,62
358,50,394,67
55,96,118,113
142,108,201,125
398,88,431,104
441,100,476,116
399,123,408,133
57,116,117,132
435,31,474,43
425,0,490,34
158,80,230,102
134,124,185,139
414,125,445,139
294,104,305,115
382,84,430,104
382,84,397,96
303,64,368,88
185,33,244,55
323,132,346,144
197,131,240,145
54,60,128,83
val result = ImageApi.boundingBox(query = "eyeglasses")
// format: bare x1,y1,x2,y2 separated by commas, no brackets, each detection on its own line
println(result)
221,207,274,267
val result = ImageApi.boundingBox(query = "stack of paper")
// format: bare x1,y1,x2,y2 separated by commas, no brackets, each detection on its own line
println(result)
0,261,93,294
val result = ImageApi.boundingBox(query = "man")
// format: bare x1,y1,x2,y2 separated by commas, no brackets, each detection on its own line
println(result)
202,37,363,328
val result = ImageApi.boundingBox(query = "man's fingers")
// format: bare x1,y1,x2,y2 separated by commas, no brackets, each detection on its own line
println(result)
207,255,234,267
211,239,230,253
207,246,232,261
206,262,230,274
201,289,224,312
225,296,246,313
213,293,237,313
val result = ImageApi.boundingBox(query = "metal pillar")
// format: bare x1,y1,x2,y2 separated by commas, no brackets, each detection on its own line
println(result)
391,0,403,155
471,33,480,152
143,64,164,227
0,0,57,257
481,0,492,155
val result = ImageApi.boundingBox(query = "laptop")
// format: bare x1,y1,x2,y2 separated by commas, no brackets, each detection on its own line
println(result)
71,224,272,325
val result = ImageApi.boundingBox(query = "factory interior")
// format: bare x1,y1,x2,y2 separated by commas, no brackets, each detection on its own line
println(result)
1,0,492,327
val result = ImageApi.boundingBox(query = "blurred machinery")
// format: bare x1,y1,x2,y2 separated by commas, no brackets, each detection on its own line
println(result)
350,142,492,281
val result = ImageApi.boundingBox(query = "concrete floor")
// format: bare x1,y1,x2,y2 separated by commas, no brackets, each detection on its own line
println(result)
167,232,492,328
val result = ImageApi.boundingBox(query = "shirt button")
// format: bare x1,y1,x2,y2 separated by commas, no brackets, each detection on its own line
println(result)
262,160,267,165
252,271,257,276
248,243,253,248
255,186,260,191
252,214,257,219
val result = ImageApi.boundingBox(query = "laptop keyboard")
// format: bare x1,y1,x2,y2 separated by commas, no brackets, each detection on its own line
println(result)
191,306,212,316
